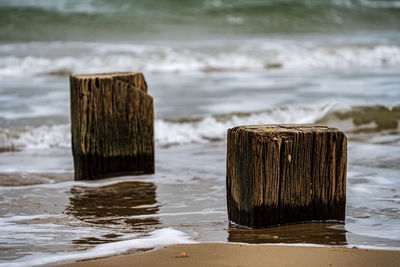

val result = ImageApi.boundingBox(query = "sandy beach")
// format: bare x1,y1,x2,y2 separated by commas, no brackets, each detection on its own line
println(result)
56,243,400,267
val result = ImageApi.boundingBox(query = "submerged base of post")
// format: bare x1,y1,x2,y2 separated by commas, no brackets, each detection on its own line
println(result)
70,72,154,180
226,124,347,228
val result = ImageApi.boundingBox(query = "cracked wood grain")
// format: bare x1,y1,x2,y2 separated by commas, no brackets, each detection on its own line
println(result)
226,125,346,228
70,72,154,180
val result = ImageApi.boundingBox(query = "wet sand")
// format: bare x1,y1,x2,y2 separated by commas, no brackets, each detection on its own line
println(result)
56,243,400,267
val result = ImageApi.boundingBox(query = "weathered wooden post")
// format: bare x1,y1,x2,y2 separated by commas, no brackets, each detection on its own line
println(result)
70,72,154,180
226,125,347,228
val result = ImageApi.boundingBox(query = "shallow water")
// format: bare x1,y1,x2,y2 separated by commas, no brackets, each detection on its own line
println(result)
1,0,400,266
1,137,399,266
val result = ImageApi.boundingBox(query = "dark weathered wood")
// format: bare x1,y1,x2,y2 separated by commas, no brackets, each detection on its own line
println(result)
70,72,154,180
226,124,347,228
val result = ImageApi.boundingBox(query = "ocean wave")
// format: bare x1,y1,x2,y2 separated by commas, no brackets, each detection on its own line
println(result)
0,0,115,14
2,0,400,42
0,124,71,151
358,0,400,8
2,0,400,14
0,42,400,77
1,104,398,151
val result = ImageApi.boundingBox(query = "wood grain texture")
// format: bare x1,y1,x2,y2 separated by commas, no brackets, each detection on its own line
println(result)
226,125,347,228
70,72,154,180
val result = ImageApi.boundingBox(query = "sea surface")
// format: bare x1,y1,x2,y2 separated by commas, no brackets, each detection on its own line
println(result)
1,0,400,266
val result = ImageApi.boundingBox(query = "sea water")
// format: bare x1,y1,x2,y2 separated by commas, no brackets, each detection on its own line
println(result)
0,0,400,266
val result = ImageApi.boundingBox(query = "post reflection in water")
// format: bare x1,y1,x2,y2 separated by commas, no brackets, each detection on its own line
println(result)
228,223,347,245
66,181,160,244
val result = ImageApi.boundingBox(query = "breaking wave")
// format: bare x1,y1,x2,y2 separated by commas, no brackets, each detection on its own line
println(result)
1,104,399,151
0,42,399,78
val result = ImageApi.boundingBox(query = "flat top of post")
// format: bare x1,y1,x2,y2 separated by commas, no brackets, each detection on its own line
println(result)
70,72,142,79
230,124,341,134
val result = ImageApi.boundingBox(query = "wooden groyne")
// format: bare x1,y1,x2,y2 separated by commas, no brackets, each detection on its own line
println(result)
226,125,347,228
70,72,154,180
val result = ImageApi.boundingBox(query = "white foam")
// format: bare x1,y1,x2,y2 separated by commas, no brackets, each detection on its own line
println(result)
279,45,400,70
0,103,347,150
0,42,399,79
3,103,398,151
0,214,119,255
0,124,71,150
155,103,343,145
0,228,195,267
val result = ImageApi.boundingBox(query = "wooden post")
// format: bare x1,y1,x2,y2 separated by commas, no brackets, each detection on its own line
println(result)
70,72,154,180
226,125,347,228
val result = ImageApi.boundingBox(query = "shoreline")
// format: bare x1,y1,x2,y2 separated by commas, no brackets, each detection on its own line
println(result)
55,243,400,267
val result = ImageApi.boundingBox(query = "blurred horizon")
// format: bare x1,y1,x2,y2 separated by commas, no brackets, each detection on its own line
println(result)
1,0,400,42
